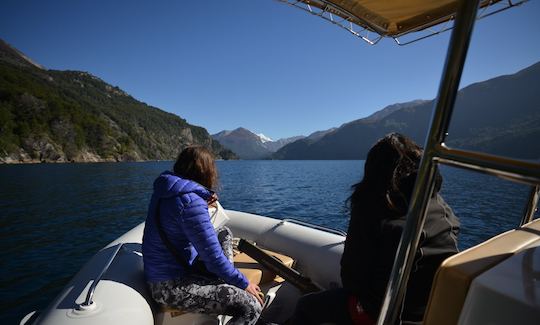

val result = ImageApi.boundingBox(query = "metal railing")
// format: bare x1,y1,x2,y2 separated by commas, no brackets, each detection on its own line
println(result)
376,0,540,324
522,186,540,226
434,144,540,186
277,0,527,46
79,243,124,309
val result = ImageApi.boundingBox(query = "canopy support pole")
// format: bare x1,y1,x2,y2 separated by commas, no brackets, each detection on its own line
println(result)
376,0,481,323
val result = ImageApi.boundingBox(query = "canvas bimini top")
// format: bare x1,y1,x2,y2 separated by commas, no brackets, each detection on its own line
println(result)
278,0,527,44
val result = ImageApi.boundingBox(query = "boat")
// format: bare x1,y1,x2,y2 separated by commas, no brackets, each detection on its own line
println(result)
20,211,346,325
21,1,540,324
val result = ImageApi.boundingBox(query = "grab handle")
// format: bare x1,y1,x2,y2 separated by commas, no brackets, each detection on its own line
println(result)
79,243,124,309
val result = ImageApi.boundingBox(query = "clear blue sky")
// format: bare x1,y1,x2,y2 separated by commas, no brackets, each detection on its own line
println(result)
1,1,539,139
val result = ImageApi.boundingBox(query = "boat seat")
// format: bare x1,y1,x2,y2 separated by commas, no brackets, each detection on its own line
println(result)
160,305,189,317
237,266,263,285
234,248,295,285
423,218,540,325
156,248,294,324
156,305,219,324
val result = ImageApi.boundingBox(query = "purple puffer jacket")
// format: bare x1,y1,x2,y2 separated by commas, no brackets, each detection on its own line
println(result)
142,171,248,289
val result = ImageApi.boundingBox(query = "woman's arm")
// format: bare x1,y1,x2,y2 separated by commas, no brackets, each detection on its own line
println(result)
341,213,404,317
341,214,373,294
180,193,249,289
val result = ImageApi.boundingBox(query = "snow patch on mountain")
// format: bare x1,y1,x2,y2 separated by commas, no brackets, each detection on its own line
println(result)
212,127,305,159
257,133,273,143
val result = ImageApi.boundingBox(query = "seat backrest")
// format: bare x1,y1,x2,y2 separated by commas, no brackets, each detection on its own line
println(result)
423,218,540,325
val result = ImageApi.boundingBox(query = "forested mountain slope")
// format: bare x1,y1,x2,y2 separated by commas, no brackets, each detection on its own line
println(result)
0,39,235,163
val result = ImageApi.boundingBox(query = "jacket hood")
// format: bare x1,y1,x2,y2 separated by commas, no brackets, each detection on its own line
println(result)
153,171,212,200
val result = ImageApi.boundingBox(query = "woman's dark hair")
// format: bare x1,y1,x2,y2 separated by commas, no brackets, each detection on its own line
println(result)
173,146,218,190
350,133,442,218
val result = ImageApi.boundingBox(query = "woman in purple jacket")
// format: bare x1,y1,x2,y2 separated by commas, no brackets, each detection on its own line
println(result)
142,146,262,325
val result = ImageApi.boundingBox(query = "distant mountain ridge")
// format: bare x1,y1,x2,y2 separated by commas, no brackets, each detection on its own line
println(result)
5,37,537,163
273,100,429,159
362,100,429,123
212,127,304,159
274,62,540,160
0,39,236,163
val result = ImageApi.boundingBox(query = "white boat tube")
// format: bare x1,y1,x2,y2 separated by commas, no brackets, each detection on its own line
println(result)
26,211,345,325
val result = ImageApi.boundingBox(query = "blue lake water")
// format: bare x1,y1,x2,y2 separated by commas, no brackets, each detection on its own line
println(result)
0,160,536,323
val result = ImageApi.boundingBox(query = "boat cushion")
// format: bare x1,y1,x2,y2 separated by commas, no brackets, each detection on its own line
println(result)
238,267,263,285
423,218,540,325
234,248,295,285
160,305,189,317
158,306,218,322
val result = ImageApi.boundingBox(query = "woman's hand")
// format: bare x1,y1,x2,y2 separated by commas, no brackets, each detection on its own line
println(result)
245,281,264,305
207,193,218,208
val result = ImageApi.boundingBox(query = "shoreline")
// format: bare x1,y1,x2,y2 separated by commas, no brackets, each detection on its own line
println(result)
0,158,252,165
0,158,173,165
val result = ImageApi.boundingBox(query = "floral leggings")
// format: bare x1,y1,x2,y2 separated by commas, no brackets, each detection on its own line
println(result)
148,227,262,325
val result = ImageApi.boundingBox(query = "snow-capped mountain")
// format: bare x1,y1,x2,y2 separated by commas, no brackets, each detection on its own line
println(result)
212,127,305,159
257,133,273,143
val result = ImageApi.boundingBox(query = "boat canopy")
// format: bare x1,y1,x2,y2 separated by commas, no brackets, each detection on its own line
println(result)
279,0,526,44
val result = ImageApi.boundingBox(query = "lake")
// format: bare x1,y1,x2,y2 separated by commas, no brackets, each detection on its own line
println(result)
0,160,535,323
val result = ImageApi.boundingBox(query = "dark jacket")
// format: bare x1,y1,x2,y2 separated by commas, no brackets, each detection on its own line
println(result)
142,171,248,289
340,194,459,322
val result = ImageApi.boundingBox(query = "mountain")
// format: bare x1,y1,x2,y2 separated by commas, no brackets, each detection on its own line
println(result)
257,133,273,143
273,100,428,159
212,127,304,159
263,135,305,152
0,39,44,70
362,100,429,122
212,128,271,159
0,39,236,163
274,62,540,160
305,128,338,143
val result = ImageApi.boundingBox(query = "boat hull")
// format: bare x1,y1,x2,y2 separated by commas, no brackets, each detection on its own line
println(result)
29,212,345,325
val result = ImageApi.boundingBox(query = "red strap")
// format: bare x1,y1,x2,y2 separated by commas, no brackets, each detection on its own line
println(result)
348,295,375,325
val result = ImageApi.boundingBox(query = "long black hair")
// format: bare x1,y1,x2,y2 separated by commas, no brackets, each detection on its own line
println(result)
350,133,441,219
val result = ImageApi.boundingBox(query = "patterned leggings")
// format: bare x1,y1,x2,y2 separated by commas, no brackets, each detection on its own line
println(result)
149,227,262,325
